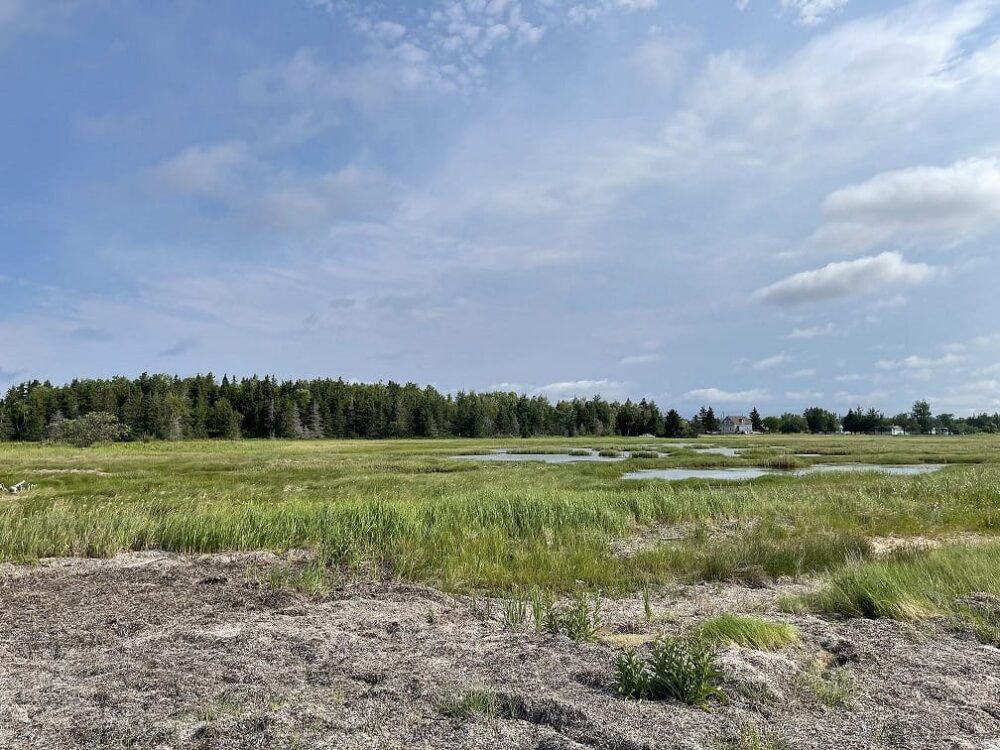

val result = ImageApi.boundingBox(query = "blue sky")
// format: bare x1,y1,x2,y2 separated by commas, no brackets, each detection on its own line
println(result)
2,0,1000,415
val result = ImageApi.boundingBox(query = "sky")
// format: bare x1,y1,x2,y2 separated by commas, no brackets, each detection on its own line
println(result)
1,0,1000,416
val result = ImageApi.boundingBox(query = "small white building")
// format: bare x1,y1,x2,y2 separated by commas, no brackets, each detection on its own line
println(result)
720,415,753,435
888,425,906,436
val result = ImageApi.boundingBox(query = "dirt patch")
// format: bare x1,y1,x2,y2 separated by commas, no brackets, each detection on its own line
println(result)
868,533,994,556
1,553,998,749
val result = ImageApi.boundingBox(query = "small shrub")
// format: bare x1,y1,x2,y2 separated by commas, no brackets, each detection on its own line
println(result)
613,648,649,699
597,449,621,458
697,615,799,651
615,636,724,706
568,449,593,457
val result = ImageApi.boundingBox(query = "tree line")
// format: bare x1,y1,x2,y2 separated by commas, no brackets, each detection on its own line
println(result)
1,374,997,444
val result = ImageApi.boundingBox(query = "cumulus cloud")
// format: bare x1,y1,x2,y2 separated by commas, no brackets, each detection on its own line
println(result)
816,157,1000,251
787,323,835,339
780,0,849,25
753,252,936,306
685,387,769,403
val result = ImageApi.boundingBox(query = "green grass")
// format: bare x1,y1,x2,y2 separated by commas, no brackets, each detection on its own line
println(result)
0,436,997,594
794,660,857,708
697,615,799,650
437,689,506,720
800,542,1000,641
716,725,790,750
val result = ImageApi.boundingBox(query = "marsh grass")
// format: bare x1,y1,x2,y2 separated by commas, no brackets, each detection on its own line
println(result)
697,615,799,651
0,437,997,594
800,542,1000,642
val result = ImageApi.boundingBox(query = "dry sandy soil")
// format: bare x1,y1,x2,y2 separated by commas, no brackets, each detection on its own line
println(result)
1,553,998,750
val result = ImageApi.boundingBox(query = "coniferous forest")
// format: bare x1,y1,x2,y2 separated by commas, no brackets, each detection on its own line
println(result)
3,374,999,443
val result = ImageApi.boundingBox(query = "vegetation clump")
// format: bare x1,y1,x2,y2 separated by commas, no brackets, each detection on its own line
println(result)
543,595,603,641
614,635,724,706
47,412,129,447
697,615,799,651
629,451,661,459
801,542,1000,641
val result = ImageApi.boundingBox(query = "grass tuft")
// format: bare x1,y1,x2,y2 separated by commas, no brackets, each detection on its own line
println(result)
697,614,799,651
800,542,1000,640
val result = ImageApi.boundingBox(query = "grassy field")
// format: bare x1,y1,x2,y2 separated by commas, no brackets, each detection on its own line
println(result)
1,436,998,627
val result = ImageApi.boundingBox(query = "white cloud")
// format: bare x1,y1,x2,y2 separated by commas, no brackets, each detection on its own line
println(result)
876,353,965,370
685,387,769,403
781,0,849,26
753,252,936,306
786,390,824,400
153,141,251,199
816,157,1000,252
530,379,628,399
751,352,791,370
152,142,397,229
785,368,816,379
656,1,1000,175
787,323,835,339
620,353,662,366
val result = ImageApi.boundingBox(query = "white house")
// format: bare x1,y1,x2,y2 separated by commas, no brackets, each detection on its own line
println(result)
888,425,906,436
720,415,753,435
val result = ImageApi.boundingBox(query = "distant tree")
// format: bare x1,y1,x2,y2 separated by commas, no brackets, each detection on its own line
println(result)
662,409,684,438
207,398,242,439
762,415,782,433
779,412,808,434
749,407,762,433
911,399,933,434
803,407,839,434
702,406,719,433
48,412,128,447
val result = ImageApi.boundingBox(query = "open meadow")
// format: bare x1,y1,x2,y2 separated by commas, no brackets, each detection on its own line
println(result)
1,435,998,749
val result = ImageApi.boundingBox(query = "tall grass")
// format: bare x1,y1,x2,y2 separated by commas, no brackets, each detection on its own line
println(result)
0,437,997,594
801,542,1000,642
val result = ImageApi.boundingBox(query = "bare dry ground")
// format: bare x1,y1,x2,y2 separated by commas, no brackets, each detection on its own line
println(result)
1,553,998,750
